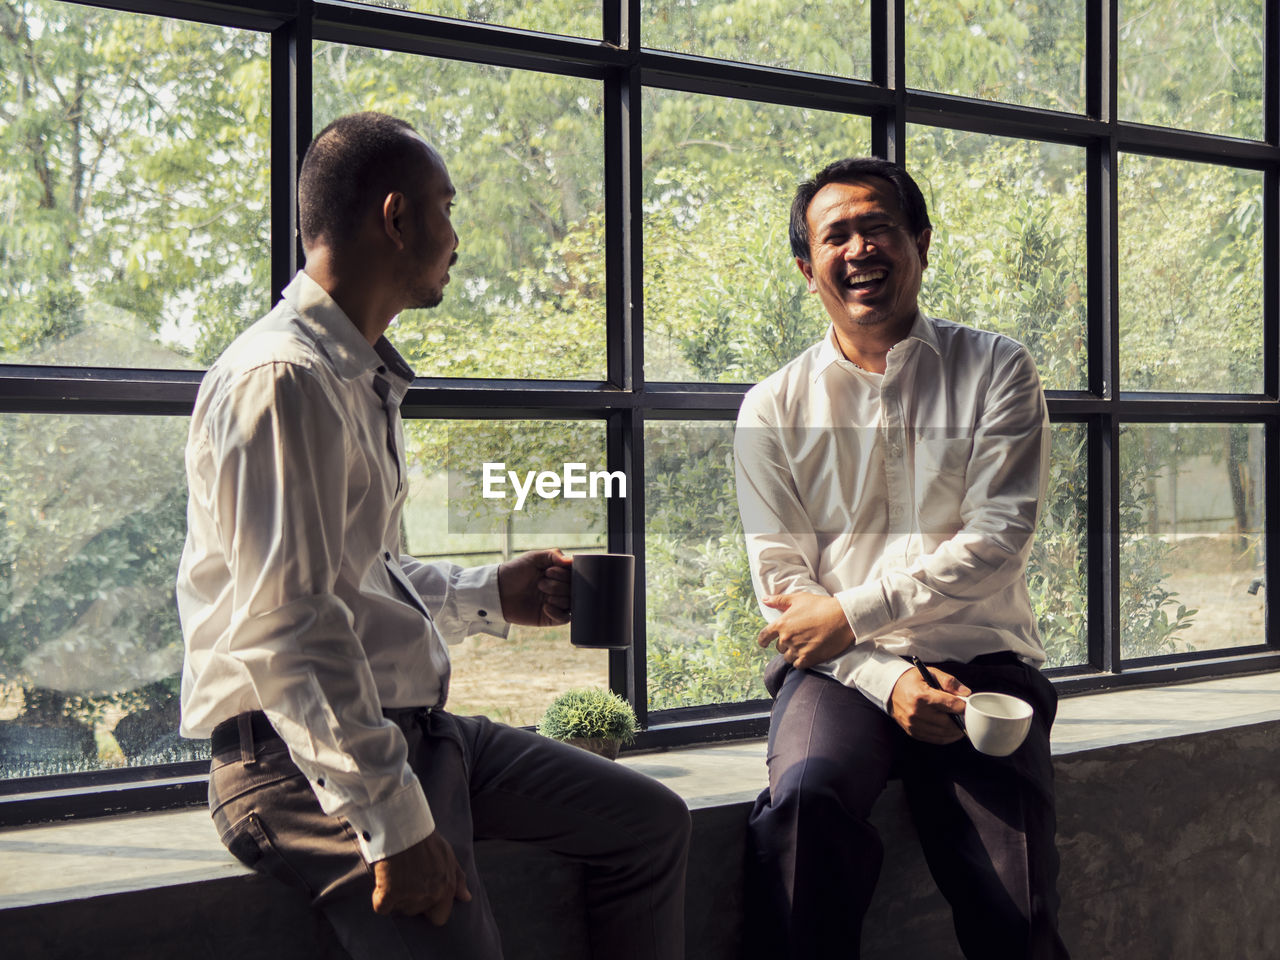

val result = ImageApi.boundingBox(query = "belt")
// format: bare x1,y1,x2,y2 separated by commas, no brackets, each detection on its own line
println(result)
968,651,1023,667
210,711,280,755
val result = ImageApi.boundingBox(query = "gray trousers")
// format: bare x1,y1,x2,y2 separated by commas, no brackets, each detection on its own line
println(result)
746,654,1069,960
210,708,690,960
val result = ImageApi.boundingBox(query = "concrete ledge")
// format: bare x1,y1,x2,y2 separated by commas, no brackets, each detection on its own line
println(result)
2,672,1279,959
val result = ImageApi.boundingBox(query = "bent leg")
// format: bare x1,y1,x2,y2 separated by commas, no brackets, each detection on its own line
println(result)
210,715,505,960
747,661,900,959
457,713,691,960
903,660,1069,960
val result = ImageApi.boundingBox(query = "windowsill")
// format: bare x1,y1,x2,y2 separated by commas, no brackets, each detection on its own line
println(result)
2,669,1278,911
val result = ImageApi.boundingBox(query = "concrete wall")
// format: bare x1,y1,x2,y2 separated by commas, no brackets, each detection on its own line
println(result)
2,720,1277,960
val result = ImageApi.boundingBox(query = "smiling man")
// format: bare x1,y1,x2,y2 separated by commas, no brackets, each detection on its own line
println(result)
734,158,1069,958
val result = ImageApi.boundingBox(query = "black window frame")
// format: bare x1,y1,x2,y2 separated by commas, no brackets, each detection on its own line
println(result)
1,0,1277,824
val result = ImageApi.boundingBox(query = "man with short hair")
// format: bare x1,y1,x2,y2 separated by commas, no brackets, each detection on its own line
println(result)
735,157,1069,958
177,111,689,960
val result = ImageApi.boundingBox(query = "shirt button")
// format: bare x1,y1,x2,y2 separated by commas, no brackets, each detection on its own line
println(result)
384,551,392,561
362,831,372,841
316,778,325,788
477,609,487,618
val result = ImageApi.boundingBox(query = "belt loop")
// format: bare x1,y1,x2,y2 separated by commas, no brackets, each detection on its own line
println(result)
237,712,256,765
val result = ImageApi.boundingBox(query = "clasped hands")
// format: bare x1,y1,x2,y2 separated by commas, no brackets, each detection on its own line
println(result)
757,592,969,743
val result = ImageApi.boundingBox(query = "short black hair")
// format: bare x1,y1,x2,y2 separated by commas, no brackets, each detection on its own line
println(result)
298,112,427,249
789,157,931,262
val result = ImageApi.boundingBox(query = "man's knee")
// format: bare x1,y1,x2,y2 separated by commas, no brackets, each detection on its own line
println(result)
765,756,883,826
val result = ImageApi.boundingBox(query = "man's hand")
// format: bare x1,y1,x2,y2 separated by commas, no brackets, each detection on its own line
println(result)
889,667,970,744
371,831,472,924
497,548,572,626
755,593,855,669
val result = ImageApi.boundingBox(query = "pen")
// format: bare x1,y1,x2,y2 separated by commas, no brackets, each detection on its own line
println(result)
908,655,966,732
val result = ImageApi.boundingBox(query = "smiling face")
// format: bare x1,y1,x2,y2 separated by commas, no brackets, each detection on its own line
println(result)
796,176,931,345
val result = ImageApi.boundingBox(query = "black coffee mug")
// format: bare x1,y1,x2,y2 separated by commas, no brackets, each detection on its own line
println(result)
570,553,635,650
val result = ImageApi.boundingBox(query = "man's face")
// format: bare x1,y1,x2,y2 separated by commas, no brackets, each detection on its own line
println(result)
796,177,930,338
401,138,459,310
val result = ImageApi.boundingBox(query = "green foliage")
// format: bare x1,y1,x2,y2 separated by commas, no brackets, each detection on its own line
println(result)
2,0,1266,775
537,687,638,742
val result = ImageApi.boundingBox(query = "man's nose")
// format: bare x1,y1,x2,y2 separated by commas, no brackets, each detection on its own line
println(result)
844,233,874,259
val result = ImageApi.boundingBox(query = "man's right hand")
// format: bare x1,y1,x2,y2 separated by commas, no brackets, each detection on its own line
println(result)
370,830,472,924
889,667,970,744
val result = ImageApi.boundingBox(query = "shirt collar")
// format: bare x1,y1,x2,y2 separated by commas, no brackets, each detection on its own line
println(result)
810,310,940,382
282,271,416,387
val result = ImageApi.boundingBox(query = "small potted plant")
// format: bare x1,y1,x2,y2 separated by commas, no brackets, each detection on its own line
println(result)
537,688,638,760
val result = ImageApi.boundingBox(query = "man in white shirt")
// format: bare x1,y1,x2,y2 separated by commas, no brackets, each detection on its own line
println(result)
735,158,1068,958
177,111,689,960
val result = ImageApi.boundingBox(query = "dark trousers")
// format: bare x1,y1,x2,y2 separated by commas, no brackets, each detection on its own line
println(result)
746,655,1069,960
210,708,691,960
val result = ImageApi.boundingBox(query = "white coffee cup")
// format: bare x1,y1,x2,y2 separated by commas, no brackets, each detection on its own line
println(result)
961,692,1033,756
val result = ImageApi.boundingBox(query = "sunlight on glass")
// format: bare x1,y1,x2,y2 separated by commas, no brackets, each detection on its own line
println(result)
1029,424,1088,668
1119,0,1264,139
907,0,1086,112
645,420,770,711
644,0,871,77
1119,155,1262,393
0,414,201,780
343,0,599,38
913,127,1087,391
1120,424,1265,660
314,45,606,380
0,1,269,370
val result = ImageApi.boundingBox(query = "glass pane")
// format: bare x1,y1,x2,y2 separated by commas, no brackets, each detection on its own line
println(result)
643,0,871,77
314,46,605,380
1120,424,1265,660
1119,155,1261,393
1119,0,1264,139
907,0,1086,112
912,127,1087,391
0,415,200,780
0,2,269,369
343,1,599,38
1029,423,1088,668
645,420,769,711
642,90,871,383
403,419,610,726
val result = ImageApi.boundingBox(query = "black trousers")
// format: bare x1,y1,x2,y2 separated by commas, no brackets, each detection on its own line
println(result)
746,654,1069,960
210,708,691,960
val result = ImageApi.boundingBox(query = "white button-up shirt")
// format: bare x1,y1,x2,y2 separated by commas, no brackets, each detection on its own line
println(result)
177,272,506,862
734,312,1050,710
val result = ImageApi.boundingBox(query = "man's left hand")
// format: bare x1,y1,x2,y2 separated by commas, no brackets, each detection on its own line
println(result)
755,593,854,669
498,548,572,626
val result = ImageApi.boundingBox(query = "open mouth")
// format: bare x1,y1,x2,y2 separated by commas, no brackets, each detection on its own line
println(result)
843,268,887,294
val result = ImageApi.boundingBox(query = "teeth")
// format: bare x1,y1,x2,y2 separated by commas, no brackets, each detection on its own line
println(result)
846,269,886,285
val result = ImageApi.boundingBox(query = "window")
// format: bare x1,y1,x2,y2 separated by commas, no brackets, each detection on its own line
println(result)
1,0,1276,819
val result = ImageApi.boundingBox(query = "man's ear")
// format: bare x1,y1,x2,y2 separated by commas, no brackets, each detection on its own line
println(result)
916,228,932,271
795,256,818,294
382,191,407,250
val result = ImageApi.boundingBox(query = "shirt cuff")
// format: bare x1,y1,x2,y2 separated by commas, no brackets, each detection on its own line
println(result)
820,645,915,714
835,582,893,643
342,778,436,863
453,562,508,638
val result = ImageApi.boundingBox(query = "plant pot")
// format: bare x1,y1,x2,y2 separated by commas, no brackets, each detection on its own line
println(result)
565,736,621,760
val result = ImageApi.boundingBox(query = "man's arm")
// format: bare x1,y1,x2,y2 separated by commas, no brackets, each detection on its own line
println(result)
834,343,1049,641
736,342,1048,714
206,362,434,863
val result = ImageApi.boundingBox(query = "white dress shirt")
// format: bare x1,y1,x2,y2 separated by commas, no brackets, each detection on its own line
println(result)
734,312,1050,711
177,271,506,863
